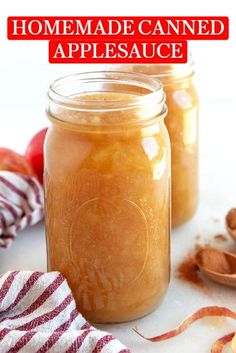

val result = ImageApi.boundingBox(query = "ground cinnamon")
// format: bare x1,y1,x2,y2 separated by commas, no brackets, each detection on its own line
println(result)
196,246,234,275
176,251,204,288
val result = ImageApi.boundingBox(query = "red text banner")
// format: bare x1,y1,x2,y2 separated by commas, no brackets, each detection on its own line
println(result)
7,16,229,63
49,40,188,63
8,16,229,40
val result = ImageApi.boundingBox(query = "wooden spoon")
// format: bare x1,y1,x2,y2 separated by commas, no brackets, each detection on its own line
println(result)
226,208,236,241
195,246,236,288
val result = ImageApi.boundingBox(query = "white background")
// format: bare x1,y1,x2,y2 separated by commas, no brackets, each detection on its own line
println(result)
1,1,236,353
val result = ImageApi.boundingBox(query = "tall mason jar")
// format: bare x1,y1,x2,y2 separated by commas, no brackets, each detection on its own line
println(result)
109,62,199,227
44,71,170,323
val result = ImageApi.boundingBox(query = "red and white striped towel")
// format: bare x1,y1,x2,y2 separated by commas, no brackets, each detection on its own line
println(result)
0,171,44,248
0,271,131,353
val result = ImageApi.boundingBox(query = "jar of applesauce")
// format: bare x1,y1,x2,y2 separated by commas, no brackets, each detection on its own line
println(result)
44,71,170,323
109,62,199,226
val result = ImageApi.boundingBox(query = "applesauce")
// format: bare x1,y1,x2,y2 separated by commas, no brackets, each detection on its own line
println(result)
109,62,199,226
44,72,170,323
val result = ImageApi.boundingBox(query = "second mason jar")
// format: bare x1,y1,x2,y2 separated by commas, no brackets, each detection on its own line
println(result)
44,71,170,323
109,62,199,226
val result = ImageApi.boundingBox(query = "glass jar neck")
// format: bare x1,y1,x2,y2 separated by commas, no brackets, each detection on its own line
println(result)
106,59,194,85
47,71,167,130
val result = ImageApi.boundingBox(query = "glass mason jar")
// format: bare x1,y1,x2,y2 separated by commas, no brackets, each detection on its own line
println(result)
44,71,170,323
108,62,199,227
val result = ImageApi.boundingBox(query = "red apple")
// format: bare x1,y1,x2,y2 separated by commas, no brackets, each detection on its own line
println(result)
25,128,47,184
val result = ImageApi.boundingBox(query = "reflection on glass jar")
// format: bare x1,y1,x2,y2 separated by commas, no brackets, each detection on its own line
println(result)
45,72,171,323
109,61,199,226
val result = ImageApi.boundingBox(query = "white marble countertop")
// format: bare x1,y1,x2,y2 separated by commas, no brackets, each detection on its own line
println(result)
1,101,236,352
1,208,236,352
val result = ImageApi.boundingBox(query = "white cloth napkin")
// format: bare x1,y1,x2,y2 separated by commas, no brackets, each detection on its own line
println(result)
0,271,131,353
0,171,44,248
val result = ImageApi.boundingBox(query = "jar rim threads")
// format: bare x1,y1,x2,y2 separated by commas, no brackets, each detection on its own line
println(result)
47,71,167,128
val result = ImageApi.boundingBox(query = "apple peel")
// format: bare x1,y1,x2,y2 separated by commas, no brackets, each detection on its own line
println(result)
231,333,236,353
133,306,236,342
211,332,235,353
